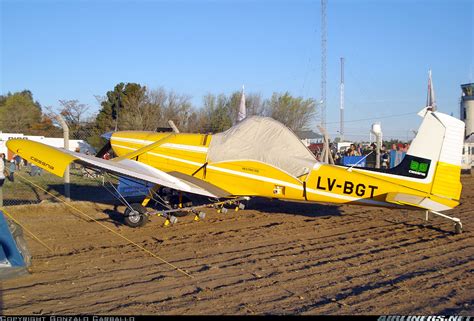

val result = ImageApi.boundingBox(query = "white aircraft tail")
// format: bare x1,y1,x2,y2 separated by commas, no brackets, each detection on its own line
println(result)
401,108,465,201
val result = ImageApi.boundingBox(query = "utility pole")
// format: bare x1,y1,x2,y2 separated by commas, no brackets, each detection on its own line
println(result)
320,0,327,129
340,57,344,142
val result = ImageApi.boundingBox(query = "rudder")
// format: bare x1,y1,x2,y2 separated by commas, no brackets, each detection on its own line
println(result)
407,108,464,203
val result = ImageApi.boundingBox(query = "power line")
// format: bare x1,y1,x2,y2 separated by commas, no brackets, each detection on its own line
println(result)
326,111,417,125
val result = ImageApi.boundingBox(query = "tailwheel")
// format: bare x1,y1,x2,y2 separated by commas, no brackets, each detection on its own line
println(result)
124,203,149,228
455,222,463,234
425,210,463,235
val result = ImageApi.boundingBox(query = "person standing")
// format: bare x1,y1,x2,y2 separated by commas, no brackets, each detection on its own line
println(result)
381,150,390,169
0,153,6,167
0,154,5,187
8,159,16,182
0,155,4,207
14,154,22,171
347,144,356,156
366,143,376,168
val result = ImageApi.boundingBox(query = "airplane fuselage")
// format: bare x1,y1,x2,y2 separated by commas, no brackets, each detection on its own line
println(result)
110,131,457,210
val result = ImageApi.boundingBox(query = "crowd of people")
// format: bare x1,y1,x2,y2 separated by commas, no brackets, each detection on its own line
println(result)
330,142,410,169
0,153,43,186
0,147,105,188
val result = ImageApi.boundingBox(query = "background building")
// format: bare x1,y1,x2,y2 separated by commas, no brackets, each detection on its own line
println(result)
460,83,474,171
460,83,474,140
0,132,95,160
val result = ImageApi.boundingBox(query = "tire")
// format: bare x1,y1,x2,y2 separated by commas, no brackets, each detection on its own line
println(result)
124,203,148,228
455,222,462,234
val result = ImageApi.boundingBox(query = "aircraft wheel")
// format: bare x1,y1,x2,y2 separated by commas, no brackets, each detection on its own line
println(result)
455,222,462,234
124,203,148,228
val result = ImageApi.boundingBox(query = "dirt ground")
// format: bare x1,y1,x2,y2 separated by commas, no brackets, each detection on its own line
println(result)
1,175,473,315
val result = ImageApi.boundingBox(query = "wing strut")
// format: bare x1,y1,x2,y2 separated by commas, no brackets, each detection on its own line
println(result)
112,133,176,162
191,162,208,178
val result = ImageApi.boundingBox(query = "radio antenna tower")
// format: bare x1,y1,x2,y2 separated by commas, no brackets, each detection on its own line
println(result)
340,57,344,142
320,0,327,129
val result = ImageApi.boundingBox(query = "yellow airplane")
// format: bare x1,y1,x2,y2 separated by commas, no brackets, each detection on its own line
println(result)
6,107,465,233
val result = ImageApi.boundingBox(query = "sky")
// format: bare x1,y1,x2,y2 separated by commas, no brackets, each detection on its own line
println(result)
1,0,473,140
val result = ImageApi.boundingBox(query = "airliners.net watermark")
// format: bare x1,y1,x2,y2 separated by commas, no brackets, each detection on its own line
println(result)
0,317,135,321
378,316,471,321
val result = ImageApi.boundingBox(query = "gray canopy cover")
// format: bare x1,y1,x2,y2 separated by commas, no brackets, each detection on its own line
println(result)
207,116,318,178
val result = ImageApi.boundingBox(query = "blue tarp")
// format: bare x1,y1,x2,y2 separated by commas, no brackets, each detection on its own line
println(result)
341,156,366,167
117,176,153,198
0,210,30,279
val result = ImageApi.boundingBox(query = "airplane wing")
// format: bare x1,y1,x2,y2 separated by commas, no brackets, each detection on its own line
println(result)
6,139,222,199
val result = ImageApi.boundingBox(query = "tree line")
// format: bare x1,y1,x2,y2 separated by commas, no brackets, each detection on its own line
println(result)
0,83,317,149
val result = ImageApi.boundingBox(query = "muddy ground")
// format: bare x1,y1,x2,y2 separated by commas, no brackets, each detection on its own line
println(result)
1,175,473,315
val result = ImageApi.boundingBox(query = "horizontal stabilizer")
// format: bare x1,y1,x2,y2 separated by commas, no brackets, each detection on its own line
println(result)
385,192,452,212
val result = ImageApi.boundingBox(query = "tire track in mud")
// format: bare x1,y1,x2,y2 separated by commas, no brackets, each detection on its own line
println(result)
1,219,470,312
158,242,472,314
24,222,468,312
6,212,455,292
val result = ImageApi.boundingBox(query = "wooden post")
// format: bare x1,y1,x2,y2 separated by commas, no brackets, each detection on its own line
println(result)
317,125,334,165
56,115,70,201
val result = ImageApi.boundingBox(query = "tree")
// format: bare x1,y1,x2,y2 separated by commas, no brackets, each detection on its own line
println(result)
29,115,62,137
95,82,150,132
227,91,265,124
198,93,232,133
158,89,193,131
118,83,149,130
265,92,316,131
246,93,265,118
95,83,125,133
58,99,90,138
0,91,42,133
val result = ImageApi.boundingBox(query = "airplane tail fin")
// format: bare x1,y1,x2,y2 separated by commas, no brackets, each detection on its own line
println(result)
399,108,465,205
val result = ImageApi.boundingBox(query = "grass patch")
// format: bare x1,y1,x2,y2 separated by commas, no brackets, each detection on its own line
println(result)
1,167,111,206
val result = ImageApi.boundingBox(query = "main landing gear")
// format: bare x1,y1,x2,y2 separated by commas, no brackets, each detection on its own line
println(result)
123,198,249,228
123,203,148,228
118,185,250,228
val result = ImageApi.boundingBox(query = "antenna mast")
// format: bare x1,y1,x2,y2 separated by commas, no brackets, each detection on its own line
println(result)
320,0,327,129
340,57,344,142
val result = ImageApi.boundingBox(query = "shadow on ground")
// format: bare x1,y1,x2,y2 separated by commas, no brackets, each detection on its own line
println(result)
247,197,342,217
47,184,117,204
47,184,343,218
